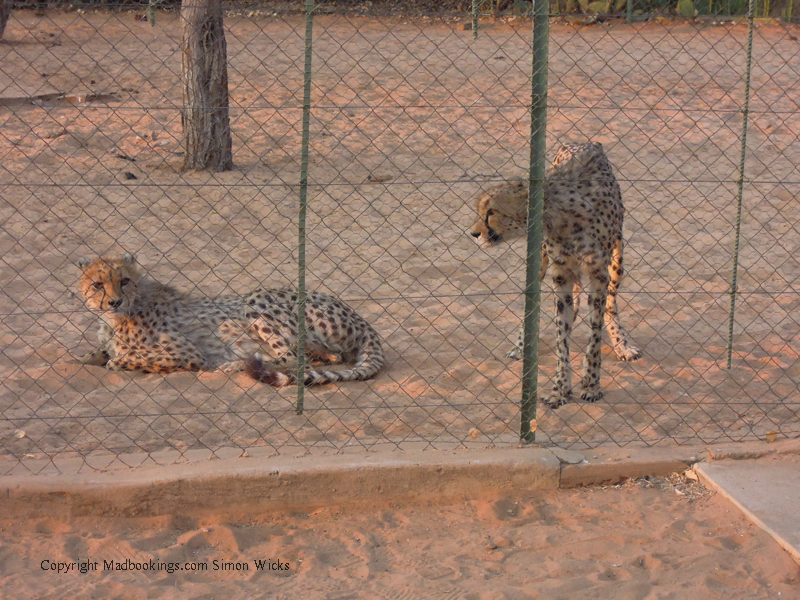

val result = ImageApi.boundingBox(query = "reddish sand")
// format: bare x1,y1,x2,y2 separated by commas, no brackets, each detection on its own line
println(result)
0,10,798,471
0,476,798,598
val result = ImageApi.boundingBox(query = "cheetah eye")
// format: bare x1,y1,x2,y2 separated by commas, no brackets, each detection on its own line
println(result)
486,209,496,217
120,278,131,287
92,282,104,290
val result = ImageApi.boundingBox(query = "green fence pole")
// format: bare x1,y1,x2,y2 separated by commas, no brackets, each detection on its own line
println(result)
726,0,753,370
627,0,633,23
520,0,549,443
297,0,314,414
472,0,480,39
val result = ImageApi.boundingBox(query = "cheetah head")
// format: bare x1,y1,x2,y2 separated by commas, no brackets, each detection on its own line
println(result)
77,254,141,314
470,180,529,247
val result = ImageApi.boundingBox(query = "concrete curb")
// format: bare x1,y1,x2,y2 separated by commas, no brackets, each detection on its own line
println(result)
1,447,560,518
1,438,798,518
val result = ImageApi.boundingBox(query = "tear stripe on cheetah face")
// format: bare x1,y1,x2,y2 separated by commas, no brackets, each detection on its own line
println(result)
470,178,529,248
76,255,384,386
472,142,642,407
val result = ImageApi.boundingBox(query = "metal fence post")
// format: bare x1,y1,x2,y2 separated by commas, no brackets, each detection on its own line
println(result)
726,0,754,369
520,0,549,443
472,0,480,39
297,0,315,414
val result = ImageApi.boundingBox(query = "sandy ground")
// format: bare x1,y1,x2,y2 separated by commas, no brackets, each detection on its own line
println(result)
0,10,799,470
0,476,798,599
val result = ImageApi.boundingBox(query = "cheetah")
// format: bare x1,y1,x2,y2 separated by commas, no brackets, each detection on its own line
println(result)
76,254,384,386
470,142,642,407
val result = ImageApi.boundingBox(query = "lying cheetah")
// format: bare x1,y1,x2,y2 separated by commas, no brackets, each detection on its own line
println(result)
76,254,384,386
470,142,642,407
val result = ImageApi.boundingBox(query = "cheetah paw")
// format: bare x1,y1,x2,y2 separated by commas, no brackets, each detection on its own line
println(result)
75,349,110,367
580,387,604,403
312,352,339,365
541,392,572,408
216,361,245,374
615,346,642,362
506,347,522,361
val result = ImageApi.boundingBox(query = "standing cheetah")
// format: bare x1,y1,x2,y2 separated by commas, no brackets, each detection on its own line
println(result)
470,142,642,407
76,254,384,386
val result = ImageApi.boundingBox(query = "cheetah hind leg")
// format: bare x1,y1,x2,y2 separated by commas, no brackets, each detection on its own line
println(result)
606,238,642,362
216,320,267,374
217,317,299,376
579,270,608,404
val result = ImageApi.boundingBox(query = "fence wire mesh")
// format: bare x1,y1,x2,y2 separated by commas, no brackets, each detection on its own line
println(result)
0,0,798,474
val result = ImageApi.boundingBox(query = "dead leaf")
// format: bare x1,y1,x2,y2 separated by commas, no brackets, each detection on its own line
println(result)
367,174,392,183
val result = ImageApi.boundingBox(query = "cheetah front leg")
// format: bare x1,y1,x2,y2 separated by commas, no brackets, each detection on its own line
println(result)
73,322,114,366
506,251,579,361
580,269,609,403
108,333,206,374
542,268,578,408
507,327,524,360
505,250,551,360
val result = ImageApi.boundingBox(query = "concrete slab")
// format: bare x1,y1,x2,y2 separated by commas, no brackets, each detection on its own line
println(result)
696,453,800,566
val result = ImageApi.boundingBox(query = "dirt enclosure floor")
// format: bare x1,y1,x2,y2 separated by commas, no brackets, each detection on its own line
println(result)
0,10,799,469
1,477,799,599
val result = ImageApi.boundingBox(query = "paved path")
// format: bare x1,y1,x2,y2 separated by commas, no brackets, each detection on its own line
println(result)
696,453,800,565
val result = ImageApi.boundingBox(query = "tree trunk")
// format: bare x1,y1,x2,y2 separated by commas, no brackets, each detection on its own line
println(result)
180,0,233,172
0,0,12,40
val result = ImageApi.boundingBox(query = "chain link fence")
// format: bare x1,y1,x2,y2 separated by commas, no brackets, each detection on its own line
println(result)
0,0,798,474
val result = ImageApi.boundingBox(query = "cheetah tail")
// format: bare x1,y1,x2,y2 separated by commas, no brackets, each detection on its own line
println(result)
301,339,385,386
245,340,384,387
244,355,294,387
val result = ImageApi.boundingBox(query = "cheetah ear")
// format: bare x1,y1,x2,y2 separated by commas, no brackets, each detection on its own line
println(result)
77,257,92,270
121,253,136,266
